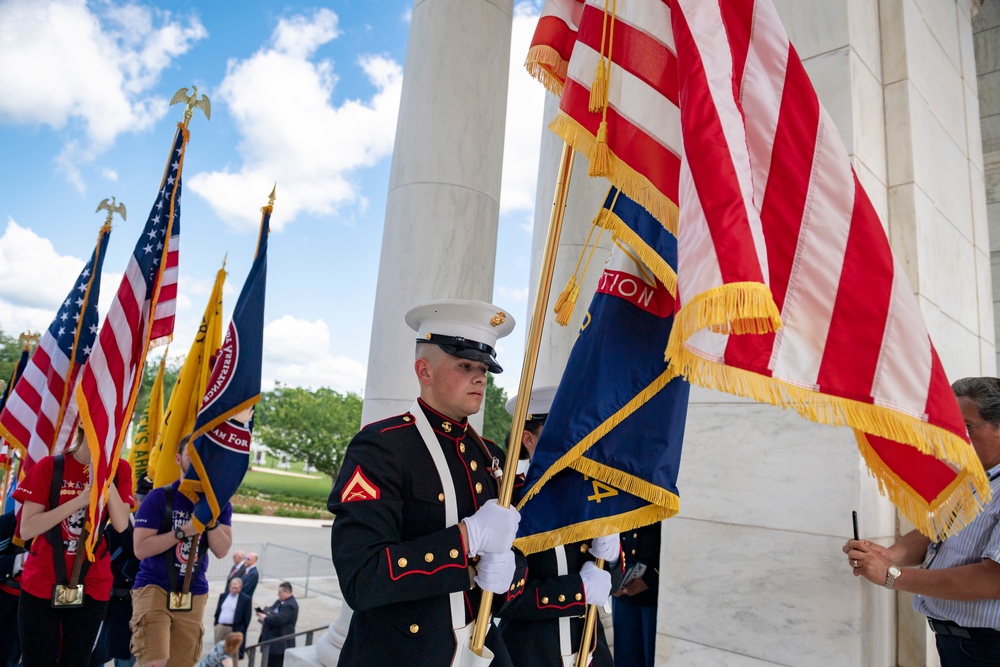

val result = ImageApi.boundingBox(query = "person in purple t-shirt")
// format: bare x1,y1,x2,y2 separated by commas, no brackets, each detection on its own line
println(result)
130,435,233,667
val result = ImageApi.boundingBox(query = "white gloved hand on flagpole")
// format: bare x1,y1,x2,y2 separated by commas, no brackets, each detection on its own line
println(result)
475,550,516,595
580,561,612,606
589,534,620,563
463,499,520,556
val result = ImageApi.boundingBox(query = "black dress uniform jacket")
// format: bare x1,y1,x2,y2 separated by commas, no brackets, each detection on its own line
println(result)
496,470,620,666
618,522,660,608
329,400,526,667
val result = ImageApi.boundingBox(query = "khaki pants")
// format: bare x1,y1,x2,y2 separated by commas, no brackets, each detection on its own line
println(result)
130,585,208,667
215,623,234,644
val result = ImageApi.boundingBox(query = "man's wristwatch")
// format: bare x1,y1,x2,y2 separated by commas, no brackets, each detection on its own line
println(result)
884,565,901,590
174,527,187,542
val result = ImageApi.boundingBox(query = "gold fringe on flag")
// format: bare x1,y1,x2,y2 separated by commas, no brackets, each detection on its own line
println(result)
589,121,612,177
594,207,678,298
549,111,679,235
663,331,990,540
524,45,568,96
517,367,675,508
515,501,675,556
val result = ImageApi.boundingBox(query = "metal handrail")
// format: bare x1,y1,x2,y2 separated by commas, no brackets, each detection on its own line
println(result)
245,625,328,667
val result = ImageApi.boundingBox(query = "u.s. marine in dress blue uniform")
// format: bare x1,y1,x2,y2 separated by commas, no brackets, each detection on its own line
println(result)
496,388,621,667
329,300,525,667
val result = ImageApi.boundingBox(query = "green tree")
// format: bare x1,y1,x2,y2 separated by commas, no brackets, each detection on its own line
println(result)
0,328,26,392
482,373,510,449
254,384,363,479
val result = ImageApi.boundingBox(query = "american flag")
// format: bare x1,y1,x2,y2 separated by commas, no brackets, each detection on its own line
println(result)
77,124,187,556
0,224,110,477
526,0,986,539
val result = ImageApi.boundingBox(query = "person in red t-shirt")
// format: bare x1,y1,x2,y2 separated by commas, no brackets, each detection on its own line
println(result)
13,428,134,667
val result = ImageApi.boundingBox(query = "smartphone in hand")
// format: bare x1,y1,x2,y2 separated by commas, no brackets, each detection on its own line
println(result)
852,510,859,541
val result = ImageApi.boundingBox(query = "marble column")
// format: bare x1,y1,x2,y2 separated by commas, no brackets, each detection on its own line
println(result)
361,0,515,429
525,93,613,386
300,3,515,666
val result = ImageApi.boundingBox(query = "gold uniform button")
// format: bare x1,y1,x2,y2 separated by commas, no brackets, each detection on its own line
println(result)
438,493,445,502
460,443,466,453
398,558,408,568
575,593,582,601
450,549,459,559
425,553,434,563
558,595,565,602
631,549,636,555
510,583,516,591
470,460,478,471
403,416,411,422
475,482,483,494
410,624,419,634
580,544,588,553
520,579,525,586
541,597,549,604
633,532,638,538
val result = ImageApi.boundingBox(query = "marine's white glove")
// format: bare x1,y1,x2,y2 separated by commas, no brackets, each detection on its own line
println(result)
589,534,620,563
463,499,520,556
474,550,516,595
579,561,612,606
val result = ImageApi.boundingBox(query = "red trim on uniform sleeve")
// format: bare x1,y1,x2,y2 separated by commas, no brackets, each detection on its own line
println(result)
386,546,468,581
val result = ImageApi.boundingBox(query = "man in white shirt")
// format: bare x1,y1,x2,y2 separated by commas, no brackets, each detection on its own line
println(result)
214,577,252,645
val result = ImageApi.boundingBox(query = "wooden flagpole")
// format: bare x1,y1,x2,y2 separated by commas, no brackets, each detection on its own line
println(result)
469,143,576,655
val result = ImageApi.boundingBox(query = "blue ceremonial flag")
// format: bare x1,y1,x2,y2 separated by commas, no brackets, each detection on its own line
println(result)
514,188,690,555
180,197,270,531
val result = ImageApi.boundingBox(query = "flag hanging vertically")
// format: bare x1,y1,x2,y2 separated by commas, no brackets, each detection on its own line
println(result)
515,189,689,554
180,194,270,531
525,0,681,229
149,266,225,487
663,0,986,539
77,124,188,556
0,223,111,477
129,355,166,491
525,0,986,539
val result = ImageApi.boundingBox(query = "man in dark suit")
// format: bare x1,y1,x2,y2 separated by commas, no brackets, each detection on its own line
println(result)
214,576,252,655
241,552,259,599
257,581,299,667
329,300,526,667
226,550,247,585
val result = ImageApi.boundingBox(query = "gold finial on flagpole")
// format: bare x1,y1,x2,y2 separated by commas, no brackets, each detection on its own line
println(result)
268,183,277,208
95,197,126,228
170,86,211,128
17,331,39,352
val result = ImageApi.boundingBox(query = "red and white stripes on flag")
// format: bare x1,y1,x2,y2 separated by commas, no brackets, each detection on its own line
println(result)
526,0,682,230
0,224,112,478
526,0,987,538
77,124,187,557
150,221,179,347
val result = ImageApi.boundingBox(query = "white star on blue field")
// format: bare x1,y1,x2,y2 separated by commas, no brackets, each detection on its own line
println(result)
0,0,546,395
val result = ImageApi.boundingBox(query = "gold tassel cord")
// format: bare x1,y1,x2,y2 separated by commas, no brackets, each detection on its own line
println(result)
549,112,679,233
588,0,616,114
587,0,616,177
553,200,607,326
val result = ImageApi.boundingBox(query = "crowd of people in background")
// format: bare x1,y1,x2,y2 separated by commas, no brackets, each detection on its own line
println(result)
0,431,299,667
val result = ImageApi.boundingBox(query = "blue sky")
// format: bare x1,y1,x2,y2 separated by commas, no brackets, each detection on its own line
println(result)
0,0,547,395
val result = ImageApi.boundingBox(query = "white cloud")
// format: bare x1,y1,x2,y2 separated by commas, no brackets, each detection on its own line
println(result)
499,2,547,213
102,168,119,182
263,315,366,392
0,0,205,188
496,285,529,303
0,219,123,335
189,9,403,231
